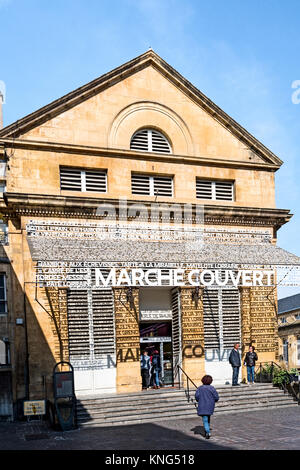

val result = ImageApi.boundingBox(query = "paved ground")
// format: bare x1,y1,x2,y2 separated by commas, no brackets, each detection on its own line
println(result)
0,405,299,451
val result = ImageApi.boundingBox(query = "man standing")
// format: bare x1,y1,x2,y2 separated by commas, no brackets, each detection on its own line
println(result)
141,350,151,390
243,345,258,384
229,343,241,386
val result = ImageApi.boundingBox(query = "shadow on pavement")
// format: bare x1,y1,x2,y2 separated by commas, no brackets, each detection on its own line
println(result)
0,420,234,450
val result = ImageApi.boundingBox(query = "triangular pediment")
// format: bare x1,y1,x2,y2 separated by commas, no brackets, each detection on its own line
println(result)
0,50,282,167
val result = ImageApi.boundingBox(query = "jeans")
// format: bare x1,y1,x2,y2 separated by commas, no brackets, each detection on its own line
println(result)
202,415,211,435
232,366,240,385
247,365,255,383
154,369,160,386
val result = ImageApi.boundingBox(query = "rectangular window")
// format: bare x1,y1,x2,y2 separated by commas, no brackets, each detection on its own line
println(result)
131,173,173,197
196,179,234,201
0,274,7,314
60,167,107,193
283,340,288,363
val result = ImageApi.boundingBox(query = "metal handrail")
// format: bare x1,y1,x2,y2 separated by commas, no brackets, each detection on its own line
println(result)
177,364,198,406
255,361,300,404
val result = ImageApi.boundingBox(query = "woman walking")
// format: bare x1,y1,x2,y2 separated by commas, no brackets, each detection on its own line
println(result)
195,375,219,439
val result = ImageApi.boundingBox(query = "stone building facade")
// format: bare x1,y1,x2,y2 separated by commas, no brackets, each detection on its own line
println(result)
0,50,299,417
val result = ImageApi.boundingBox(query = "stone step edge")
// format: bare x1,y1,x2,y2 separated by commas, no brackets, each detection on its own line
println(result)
76,387,280,405
78,403,297,427
76,390,285,408
76,398,295,422
75,384,277,401
76,393,290,415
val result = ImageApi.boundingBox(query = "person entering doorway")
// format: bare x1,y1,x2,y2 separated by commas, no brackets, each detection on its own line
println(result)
151,350,162,389
140,350,151,390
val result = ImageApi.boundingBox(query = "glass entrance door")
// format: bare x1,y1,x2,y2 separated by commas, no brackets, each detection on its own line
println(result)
140,339,173,386
139,321,173,386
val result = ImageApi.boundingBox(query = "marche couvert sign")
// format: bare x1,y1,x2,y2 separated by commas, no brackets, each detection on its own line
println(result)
95,268,274,287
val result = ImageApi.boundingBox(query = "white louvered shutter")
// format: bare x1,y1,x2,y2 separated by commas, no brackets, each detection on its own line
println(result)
67,290,90,359
60,167,107,193
92,289,115,358
131,174,173,197
130,129,149,152
196,180,213,200
222,289,241,348
196,179,234,201
67,288,115,361
130,129,171,154
203,287,240,350
203,289,220,349
60,168,82,191
171,287,182,384
153,176,173,197
215,181,233,201
85,170,107,192
131,174,151,195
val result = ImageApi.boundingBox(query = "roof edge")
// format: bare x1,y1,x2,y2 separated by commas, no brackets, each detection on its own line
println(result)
0,49,283,167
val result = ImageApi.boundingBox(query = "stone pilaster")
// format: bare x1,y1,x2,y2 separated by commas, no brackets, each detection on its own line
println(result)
114,287,141,393
240,286,278,380
249,286,277,361
43,287,69,364
180,287,205,387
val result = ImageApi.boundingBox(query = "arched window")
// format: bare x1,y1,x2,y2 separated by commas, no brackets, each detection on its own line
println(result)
130,128,171,154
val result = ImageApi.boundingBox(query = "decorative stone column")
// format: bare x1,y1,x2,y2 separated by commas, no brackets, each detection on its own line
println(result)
241,286,278,381
240,287,251,382
180,287,204,387
114,287,141,393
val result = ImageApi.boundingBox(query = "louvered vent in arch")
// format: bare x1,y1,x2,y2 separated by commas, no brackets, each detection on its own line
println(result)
130,129,171,154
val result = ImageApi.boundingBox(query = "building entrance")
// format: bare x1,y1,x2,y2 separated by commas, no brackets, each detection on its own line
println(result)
139,322,173,385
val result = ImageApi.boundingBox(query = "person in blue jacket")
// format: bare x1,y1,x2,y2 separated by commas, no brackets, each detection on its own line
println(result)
195,375,219,439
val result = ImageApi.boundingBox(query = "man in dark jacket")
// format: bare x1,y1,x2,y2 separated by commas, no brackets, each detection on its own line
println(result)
243,346,258,384
229,343,241,386
195,375,219,439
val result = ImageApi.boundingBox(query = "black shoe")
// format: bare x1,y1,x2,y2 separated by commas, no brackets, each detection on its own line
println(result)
205,432,210,439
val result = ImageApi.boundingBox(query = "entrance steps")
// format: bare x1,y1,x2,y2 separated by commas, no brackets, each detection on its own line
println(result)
76,383,298,428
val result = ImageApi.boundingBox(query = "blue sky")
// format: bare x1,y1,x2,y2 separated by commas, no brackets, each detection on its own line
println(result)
0,0,299,298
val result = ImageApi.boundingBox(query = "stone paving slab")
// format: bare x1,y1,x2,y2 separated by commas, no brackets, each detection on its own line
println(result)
0,405,299,451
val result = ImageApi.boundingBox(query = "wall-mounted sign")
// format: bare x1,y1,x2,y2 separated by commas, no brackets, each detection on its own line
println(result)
140,310,172,321
140,337,172,343
23,400,46,416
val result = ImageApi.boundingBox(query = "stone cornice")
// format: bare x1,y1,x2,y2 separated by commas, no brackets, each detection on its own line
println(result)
0,138,280,171
0,49,282,167
1,192,292,229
